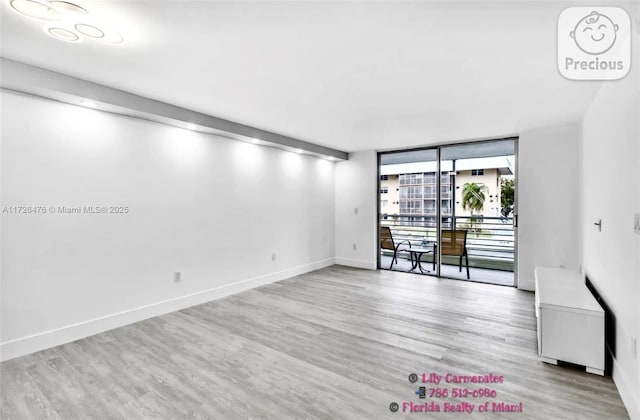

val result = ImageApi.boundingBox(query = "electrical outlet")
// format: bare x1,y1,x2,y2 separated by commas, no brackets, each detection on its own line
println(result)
173,272,181,282
272,253,277,261
354,207,358,215
634,214,640,235
352,243,357,251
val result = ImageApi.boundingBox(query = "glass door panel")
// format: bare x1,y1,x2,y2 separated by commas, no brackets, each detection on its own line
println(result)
439,139,517,286
379,149,439,275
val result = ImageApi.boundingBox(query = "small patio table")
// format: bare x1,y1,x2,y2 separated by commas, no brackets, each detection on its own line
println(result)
405,246,433,274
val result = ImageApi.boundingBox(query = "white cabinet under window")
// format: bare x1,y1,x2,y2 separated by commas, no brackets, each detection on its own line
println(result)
534,267,605,376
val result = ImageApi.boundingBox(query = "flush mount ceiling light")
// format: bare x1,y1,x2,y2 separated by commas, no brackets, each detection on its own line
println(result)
50,0,86,15
75,23,103,38
10,0,60,20
11,0,125,44
46,26,80,42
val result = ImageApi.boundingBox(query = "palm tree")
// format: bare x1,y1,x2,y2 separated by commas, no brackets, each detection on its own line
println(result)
462,183,486,232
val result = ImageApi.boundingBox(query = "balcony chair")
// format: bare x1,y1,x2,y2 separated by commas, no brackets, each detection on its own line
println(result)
434,230,470,279
380,226,411,269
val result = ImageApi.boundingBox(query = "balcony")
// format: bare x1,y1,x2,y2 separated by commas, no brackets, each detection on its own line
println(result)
380,214,515,285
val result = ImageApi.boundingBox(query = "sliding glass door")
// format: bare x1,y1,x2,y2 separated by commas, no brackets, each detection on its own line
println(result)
378,138,517,286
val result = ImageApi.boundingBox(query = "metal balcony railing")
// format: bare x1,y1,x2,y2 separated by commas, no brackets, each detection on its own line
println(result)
379,214,515,272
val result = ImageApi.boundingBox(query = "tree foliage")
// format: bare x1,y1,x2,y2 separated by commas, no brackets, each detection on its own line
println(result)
461,182,486,215
500,179,515,217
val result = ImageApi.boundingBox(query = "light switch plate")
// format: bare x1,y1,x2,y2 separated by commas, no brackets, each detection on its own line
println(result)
635,214,640,235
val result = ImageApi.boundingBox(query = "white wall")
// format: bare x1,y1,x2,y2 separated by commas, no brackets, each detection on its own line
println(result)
0,91,336,360
517,124,581,290
581,60,640,418
334,150,378,269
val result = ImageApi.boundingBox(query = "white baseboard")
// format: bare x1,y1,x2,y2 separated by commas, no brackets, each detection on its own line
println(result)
612,355,640,420
0,258,335,362
334,257,377,270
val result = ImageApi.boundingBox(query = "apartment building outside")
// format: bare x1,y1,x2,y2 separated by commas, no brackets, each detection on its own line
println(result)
454,167,503,218
380,157,513,226
379,174,400,215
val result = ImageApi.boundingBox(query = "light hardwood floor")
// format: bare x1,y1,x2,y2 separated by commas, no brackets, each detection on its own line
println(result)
0,266,629,419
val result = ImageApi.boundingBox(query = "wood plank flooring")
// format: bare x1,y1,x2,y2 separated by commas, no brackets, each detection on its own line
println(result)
0,266,629,419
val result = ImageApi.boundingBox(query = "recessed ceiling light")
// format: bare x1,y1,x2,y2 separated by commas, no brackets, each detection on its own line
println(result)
327,156,336,161
250,138,261,144
186,123,197,130
50,1,86,15
294,149,304,154
80,100,97,108
10,0,60,21
46,26,80,42
75,23,104,38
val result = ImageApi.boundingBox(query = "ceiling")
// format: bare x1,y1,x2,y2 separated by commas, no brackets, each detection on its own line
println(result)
0,1,619,152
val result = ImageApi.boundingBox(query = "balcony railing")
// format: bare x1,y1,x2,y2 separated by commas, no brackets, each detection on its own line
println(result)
399,193,452,199
380,214,515,272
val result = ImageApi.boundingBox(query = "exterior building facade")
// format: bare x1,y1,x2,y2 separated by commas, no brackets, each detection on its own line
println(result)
379,174,400,216
380,162,511,227
396,171,452,227
454,168,502,218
